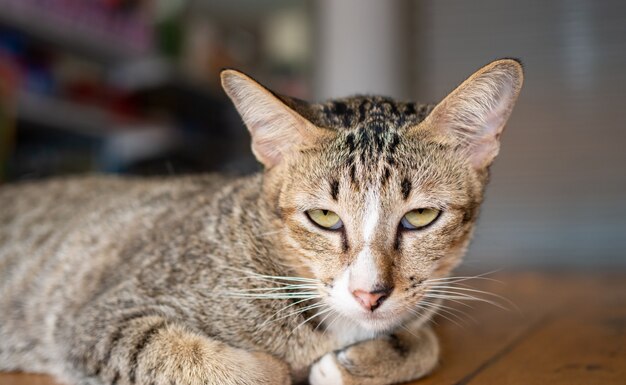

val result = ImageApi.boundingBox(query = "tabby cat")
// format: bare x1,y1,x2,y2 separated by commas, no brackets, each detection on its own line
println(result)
0,59,523,385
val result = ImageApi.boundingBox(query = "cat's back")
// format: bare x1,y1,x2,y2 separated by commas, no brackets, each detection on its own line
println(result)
0,174,229,262
1,176,140,246
1,173,224,286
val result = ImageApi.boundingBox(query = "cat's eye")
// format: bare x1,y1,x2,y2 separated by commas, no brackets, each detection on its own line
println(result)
400,208,440,230
306,209,343,230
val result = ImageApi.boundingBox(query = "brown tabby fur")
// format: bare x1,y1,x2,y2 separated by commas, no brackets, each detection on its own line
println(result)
0,59,523,385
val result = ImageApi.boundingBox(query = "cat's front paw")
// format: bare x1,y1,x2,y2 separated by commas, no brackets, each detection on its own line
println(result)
309,327,439,385
134,323,291,385
309,353,344,385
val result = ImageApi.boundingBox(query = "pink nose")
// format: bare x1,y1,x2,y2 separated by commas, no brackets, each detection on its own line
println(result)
352,287,392,311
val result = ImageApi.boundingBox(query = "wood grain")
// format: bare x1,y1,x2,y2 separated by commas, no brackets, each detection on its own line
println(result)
1,272,624,385
0,373,62,385
412,272,626,385
447,274,626,385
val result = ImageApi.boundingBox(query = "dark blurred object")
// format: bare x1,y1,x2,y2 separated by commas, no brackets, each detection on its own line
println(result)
0,52,17,183
0,0,310,181
0,0,152,63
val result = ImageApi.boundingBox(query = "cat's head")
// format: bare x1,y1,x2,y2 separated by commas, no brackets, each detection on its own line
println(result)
221,59,523,333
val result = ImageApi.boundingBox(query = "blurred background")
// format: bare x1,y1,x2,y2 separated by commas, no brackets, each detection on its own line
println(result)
0,0,624,268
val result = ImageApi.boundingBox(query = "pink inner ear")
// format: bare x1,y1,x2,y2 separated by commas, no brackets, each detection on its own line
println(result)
221,71,311,169
253,137,279,167
250,114,306,168
466,111,504,168
465,82,514,168
469,137,499,168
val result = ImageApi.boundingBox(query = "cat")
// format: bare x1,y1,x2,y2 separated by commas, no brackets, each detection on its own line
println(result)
0,58,523,385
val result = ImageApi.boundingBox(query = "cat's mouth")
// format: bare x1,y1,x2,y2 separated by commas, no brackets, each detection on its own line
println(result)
324,293,415,334
358,308,400,323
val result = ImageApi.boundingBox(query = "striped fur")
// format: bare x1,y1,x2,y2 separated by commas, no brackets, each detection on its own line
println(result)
0,59,523,385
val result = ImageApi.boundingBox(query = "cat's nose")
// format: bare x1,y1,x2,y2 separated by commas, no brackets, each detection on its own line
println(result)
351,287,393,312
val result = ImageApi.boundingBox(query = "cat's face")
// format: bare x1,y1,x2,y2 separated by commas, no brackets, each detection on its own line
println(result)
276,132,480,332
222,59,523,333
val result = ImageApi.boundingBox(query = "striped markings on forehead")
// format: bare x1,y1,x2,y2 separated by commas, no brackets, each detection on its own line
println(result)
315,97,434,130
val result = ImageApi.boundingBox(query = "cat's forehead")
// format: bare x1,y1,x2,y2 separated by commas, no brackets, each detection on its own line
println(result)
322,97,432,162
299,95,434,131
284,94,461,189
289,94,437,168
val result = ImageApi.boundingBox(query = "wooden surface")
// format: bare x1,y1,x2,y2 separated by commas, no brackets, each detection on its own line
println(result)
1,272,624,385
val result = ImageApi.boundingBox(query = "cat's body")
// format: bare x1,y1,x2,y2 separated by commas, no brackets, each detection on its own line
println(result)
0,174,332,383
0,60,523,385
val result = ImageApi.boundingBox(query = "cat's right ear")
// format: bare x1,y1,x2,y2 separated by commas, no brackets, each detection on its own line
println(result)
221,69,328,169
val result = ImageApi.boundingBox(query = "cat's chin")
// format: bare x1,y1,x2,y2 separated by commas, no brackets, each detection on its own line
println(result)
323,309,414,347
328,306,409,336
354,312,402,334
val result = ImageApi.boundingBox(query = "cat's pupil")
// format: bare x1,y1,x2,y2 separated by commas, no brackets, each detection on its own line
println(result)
417,209,424,214
322,210,329,216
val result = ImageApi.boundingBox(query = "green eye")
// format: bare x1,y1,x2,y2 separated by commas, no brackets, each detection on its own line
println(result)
307,209,343,230
401,208,440,230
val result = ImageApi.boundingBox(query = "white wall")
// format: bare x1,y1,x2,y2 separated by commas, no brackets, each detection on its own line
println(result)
414,0,626,267
315,0,413,99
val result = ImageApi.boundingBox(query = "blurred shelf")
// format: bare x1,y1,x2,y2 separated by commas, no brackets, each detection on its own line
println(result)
16,92,112,137
14,91,181,175
0,0,152,63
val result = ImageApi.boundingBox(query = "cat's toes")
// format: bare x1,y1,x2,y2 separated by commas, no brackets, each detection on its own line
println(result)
309,353,344,385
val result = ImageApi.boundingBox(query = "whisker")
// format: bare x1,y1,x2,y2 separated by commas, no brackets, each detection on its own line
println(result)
422,294,475,309
419,299,479,324
425,288,510,309
267,303,327,324
249,274,319,283
315,308,336,332
416,301,457,319
427,284,506,299
322,311,341,338
424,276,503,285
221,266,321,283
408,304,464,328
423,312,440,327
426,285,517,311
415,301,471,326
237,276,321,285
424,270,503,285
404,305,427,320
422,293,509,311
223,290,320,296
231,284,320,293
291,307,333,335
424,291,494,303
265,297,318,319
404,305,437,325
223,292,320,299
232,277,318,291
399,324,422,339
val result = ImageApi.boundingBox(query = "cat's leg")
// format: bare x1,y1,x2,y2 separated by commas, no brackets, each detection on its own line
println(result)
58,314,291,385
308,324,439,385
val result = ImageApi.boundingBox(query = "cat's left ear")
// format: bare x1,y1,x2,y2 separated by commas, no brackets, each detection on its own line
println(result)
419,59,524,169
221,69,328,169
